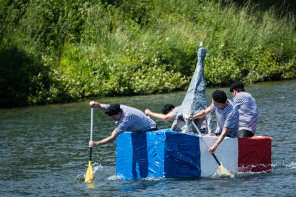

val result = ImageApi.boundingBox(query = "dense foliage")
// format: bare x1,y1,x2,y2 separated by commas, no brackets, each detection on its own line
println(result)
1,0,295,106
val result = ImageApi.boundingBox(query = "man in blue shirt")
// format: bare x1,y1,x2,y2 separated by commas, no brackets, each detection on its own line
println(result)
88,101,157,147
188,90,239,154
230,82,258,138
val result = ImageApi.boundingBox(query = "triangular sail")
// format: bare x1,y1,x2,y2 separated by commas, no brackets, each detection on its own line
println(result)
171,47,212,134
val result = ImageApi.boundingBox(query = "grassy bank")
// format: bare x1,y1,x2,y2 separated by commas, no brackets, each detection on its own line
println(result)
1,0,295,106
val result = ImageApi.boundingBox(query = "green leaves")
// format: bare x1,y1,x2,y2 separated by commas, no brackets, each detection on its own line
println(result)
0,46,52,107
1,0,296,106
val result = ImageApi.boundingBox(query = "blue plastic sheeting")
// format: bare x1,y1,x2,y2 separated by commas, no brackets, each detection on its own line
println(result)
116,129,201,179
171,47,212,133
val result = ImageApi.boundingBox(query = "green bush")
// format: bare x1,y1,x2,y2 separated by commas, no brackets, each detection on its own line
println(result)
0,46,52,106
0,0,295,106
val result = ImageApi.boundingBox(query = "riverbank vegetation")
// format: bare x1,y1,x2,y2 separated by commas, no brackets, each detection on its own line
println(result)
1,0,295,106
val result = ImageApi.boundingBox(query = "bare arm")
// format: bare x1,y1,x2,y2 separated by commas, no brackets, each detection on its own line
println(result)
145,109,175,121
187,107,211,120
89,130,119,147
208,127,229,154
89,101,106,110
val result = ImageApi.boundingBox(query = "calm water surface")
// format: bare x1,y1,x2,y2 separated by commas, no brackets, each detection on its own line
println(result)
0,80,295,196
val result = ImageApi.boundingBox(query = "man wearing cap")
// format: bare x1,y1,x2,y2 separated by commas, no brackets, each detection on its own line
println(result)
88,101,157,147
230,82,258,138
188,90,239,154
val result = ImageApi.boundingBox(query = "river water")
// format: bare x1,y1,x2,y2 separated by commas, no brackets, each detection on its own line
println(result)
0,80,295,196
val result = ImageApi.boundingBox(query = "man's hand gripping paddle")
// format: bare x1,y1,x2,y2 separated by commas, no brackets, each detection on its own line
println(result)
191,120,233,177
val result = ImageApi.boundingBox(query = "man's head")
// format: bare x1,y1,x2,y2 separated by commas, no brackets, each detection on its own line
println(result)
105,104,122,121
212,90,227,104
230,82,245,92
161,104,175,114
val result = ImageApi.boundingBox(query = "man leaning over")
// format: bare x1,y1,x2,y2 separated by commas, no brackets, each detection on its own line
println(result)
89,101,157,147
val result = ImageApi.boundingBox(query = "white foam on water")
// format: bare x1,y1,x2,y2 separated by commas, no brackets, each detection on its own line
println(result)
212,168,235,178
92,162,103,174
286,162,296,169
271,160,296,169
108,174,124,180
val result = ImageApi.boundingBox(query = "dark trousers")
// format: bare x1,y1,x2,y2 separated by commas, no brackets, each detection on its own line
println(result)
238,129,254,138
147,127,158,131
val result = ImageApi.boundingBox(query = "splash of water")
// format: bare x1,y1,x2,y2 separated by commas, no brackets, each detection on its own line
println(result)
92,162,103,174
72,162,104,185
213,167,235,178
273,161,296,169
107,174,125,180
287,162,296,169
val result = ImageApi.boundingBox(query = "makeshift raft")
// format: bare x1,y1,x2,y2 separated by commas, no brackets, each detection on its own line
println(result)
116,129,271,179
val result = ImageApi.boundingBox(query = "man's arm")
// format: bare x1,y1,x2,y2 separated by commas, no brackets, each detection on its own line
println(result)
208,127,229,154
89,130,119,147
145,109,175,121
187,107,211,120
89,101,107,110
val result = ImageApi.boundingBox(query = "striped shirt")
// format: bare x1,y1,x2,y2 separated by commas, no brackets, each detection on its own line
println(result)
209,100,239,137
231,92,258,134
169,106,181,117
170,106,207,133
169,106,185,132
105,104,157,134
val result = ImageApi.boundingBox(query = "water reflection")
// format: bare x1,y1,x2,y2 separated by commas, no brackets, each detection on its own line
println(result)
86,181,95,189
0,80,295,196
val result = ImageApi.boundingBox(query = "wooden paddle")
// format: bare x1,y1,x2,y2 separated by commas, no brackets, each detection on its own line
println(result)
191,120,233,177
85,107,94,182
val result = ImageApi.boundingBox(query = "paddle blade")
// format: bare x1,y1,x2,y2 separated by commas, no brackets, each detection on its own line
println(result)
218,164,234,177
84,161,94,182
